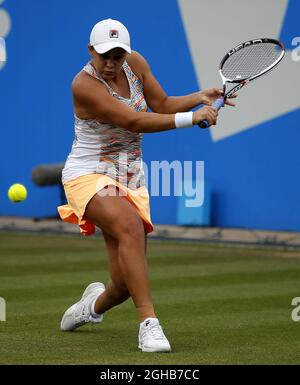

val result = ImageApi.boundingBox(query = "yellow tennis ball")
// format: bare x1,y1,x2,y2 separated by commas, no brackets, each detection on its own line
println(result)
8,184,28,203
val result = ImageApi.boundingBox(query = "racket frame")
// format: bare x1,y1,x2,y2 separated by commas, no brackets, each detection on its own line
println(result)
198,38,285,128
221,38,285,99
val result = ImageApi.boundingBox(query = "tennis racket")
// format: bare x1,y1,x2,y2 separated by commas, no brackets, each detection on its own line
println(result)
199,38,285,128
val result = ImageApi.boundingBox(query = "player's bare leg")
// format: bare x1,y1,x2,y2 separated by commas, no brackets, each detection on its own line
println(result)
92,231,130,314
84,186,156,322
61,185,171,351
92,231,150,316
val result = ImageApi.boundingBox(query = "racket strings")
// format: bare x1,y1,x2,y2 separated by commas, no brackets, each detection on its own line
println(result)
222,43,283,81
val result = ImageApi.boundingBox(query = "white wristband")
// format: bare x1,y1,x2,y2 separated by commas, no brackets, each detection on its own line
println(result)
174,112,194,128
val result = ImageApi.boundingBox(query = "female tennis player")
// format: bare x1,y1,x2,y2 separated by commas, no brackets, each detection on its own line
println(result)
57,18,236,353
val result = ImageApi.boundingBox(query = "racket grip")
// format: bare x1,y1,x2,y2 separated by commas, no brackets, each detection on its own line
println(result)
198,98,225,129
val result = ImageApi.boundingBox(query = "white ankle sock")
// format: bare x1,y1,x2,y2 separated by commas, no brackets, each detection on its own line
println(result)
90,298,102,318
141,317,158,327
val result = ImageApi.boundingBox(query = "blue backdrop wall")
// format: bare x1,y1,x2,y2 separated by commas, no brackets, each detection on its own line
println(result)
0,0,299,231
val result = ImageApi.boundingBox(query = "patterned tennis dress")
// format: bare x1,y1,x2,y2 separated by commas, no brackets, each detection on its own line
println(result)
57,61,153,236
62,61,147,188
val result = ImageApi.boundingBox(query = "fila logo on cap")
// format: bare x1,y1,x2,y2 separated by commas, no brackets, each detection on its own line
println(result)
110,30,119,39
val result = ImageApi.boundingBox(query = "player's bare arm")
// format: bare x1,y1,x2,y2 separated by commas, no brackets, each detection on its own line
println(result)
72,71,218,131
127,51,236,113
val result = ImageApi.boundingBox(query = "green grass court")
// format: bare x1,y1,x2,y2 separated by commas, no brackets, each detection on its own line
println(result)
0,232,300,365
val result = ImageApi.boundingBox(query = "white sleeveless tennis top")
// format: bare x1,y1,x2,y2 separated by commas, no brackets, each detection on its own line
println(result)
61,61,147,189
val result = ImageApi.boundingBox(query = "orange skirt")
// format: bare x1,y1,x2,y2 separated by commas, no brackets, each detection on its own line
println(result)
57,173,153,236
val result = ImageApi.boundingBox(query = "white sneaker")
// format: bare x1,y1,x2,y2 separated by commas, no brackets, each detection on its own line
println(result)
60,282,105,331
138,318,171,352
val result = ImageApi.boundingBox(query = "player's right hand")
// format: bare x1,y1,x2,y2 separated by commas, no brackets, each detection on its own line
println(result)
193,106,218,126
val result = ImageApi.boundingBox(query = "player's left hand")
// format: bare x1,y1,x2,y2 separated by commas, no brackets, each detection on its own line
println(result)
200,88,237,107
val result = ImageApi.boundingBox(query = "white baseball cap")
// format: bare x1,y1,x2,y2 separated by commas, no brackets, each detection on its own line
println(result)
90,18,131,54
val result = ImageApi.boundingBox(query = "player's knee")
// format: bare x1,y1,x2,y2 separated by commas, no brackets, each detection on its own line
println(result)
118,216,144,242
